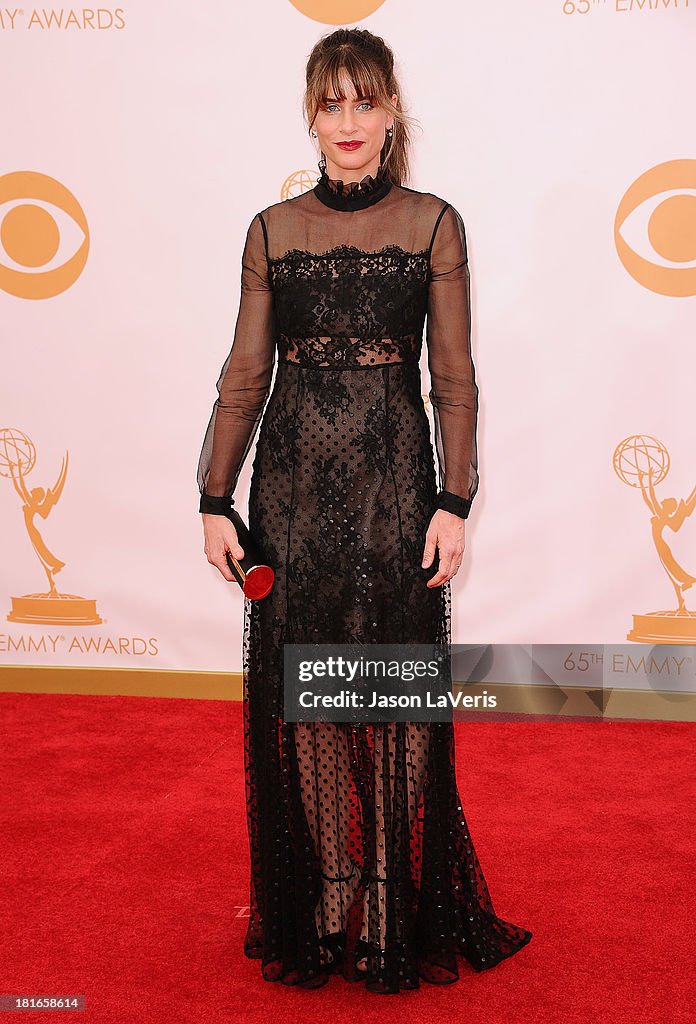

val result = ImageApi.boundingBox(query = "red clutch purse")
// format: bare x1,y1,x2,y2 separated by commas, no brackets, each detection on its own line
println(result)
223,508,275,600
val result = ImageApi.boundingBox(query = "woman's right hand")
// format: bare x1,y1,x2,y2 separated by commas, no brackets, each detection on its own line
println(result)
202,514,245,582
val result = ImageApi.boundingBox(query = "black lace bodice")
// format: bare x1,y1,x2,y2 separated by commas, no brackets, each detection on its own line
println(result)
197,163,479,521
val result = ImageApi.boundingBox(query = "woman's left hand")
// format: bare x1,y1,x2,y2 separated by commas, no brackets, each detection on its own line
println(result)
422,510,465,588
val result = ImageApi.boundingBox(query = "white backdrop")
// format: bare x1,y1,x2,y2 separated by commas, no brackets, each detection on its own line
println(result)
1,1,695,672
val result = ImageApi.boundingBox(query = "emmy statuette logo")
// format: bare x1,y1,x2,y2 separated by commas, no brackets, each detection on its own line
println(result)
280,169,325,200
614,435,696,643
2,427,102,625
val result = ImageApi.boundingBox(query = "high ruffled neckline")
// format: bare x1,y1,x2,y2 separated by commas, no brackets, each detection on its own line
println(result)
314,163,392,211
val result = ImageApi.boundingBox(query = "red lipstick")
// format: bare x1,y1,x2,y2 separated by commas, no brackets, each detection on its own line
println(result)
336,141,364,151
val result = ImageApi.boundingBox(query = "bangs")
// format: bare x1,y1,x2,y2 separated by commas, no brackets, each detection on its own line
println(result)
308,50,390,112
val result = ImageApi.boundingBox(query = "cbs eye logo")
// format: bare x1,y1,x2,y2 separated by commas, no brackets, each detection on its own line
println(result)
288,1,387,22
0,170,89,299
615,159,696,298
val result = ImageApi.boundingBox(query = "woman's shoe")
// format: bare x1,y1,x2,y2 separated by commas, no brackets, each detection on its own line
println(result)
354,936,386,975
319,929,345,969
316,861,360,967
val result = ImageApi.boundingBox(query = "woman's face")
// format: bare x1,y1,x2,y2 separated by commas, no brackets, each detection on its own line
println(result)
313,71,397,182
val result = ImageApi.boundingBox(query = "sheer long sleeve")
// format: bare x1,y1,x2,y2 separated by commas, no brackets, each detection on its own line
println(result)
426,203,479,520
197,212,276,515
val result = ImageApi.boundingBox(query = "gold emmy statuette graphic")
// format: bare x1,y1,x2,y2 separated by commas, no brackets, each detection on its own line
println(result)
614,435,696,643
2,428,102,625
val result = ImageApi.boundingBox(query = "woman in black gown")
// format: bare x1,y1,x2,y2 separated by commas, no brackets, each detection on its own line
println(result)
198,27,532,994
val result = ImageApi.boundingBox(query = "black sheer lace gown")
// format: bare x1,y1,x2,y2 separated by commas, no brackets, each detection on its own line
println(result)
197,164,532,993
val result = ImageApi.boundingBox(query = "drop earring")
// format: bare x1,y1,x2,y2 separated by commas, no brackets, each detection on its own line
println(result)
383,126,394,156
311,132,326,174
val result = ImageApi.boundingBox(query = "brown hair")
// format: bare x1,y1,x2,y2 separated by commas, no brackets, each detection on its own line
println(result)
304,28,419,187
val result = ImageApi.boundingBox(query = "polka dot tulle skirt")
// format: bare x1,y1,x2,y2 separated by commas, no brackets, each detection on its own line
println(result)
240,364,532,993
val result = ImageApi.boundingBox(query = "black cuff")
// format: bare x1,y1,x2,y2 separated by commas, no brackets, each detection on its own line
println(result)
199,492,235,515
434,490,472,520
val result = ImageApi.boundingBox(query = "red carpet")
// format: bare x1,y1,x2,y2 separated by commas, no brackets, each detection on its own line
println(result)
0,691,693,1023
